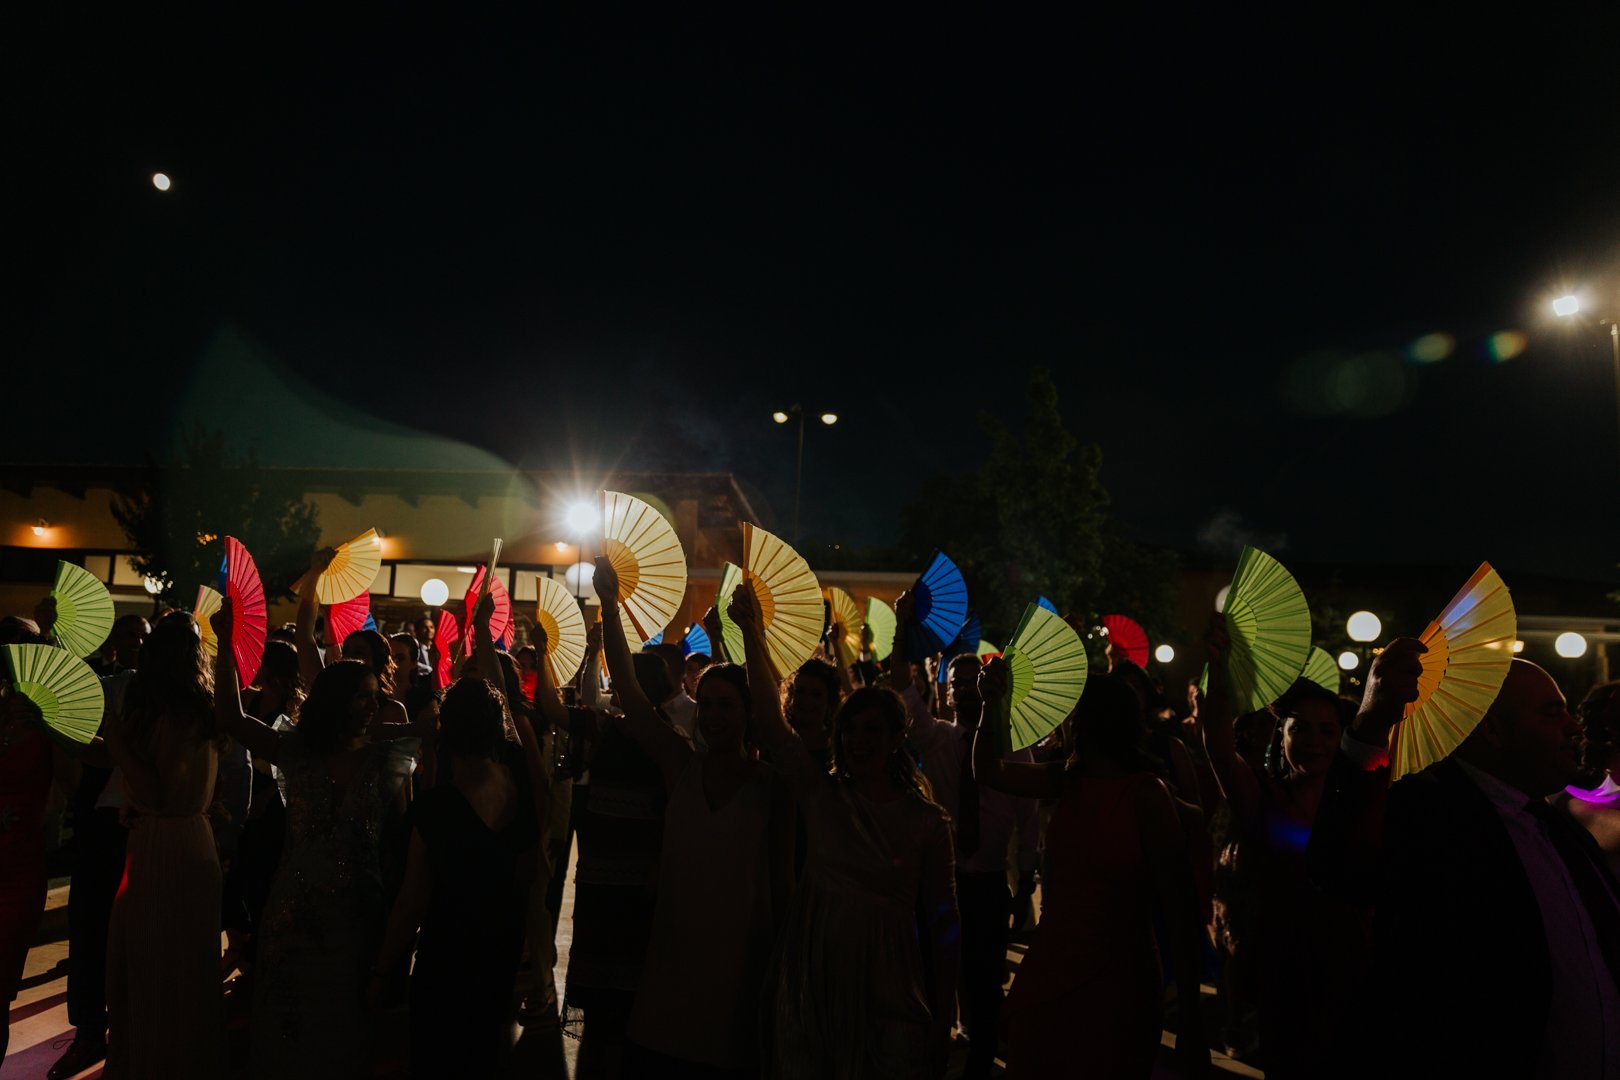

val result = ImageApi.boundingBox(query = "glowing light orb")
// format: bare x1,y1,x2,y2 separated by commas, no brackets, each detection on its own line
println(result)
420,578,449,606
565,502,599,534
1347,611,1382,643
1154,643,1175,664
1337,650,1360,671
820,412,838,426
143,576,164,595
1552,295,1579,317
1214,585,1230,612
1554,632,1588,659
772,411,790,424
152,172,171,192
1511,640,1525,654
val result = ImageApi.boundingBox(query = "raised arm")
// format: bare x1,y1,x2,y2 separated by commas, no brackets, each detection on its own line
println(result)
972,656,1064,799
730,583,791,751
211,598,284,765
577,622,603,711
295,548,337,693
529,624,571,737
1199,613,1263,828
591,555,691,789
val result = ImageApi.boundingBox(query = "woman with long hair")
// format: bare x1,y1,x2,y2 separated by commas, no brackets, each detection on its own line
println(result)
975,661,1209,1079
592,557,794,1077
734,585,959,1080
212,598,417,1079
103,613,225,1078
373,675,541,1076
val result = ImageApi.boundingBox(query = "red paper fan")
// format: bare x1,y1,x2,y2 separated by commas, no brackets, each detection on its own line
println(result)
435,610,461,690
222,537,268,687
1101,613,1150,668
462,566,512,647
328,592,370,648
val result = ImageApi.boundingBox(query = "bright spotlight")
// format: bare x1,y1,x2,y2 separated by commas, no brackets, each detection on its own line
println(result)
1552,295,1580,317
772,411,790,424
1213,585,1230,612
1337,650,1360,671
1511,640,1525,654
554,541,568,553
420,578,449,607
820,412,838,426
565,502,599,534
143,576,164,596
1554,632,1588,659
1154,643,1175,664
1347,611,1382,642
152,172,171,192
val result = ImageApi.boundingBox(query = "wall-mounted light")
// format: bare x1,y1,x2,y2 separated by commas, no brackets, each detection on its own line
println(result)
32,519,48,537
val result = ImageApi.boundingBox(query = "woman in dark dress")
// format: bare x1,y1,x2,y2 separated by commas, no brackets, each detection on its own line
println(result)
373,675,541,1076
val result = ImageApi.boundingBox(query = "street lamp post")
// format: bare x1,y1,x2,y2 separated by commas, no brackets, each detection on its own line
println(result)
1552,294,1620,480
772,404,838,544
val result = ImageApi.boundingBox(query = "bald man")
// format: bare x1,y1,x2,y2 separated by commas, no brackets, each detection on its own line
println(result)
1308,649,1620,1078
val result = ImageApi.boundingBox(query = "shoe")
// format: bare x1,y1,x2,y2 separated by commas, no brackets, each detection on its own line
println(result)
47,1036,106,1080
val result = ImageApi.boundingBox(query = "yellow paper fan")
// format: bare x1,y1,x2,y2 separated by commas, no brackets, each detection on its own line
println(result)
316,528,383,605
601,490,688,643
1389,563,1516,781
741,523,823,680
535,575,588,687
195,586,223,660
824,586,862,668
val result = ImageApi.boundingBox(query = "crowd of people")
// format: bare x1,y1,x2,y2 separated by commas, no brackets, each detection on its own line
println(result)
2,545,1619,1079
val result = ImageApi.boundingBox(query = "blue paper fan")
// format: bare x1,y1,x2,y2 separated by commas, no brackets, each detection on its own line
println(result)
1037,596,1058,614
683,623,711,658
361,613,377,632
645,629,665,648
906,550,970,662
935,610,984,683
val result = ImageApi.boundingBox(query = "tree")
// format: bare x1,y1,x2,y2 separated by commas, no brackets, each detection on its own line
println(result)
898,369,1178,648
111,428,321,606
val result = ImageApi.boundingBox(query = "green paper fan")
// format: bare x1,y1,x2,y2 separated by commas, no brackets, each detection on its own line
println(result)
1302,647,1341,695
863,597,896,662
1219,546,1312,714
716,562,745,663
999,603,1089,751
52,561,116,659
3,643,104,744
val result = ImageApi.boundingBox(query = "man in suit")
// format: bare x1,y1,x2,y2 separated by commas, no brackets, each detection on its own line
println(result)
1308,643,1620,1077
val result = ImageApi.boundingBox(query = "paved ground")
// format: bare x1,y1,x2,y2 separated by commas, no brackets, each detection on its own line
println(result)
5,847,1259,1078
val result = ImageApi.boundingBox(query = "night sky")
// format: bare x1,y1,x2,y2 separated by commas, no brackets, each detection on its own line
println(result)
10,8,1620,581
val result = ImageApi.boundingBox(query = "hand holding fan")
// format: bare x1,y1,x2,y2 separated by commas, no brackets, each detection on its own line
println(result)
3,643,104,744
535,575,588,686
997,604,1089,751
1216,546,1312,716
313,528,383,604
739,523,823,679
1101,614,1150,668
716,562,746,663
905,550,970,662
221,537,268,687
601,491,688,643
461,559,512,647
1388,563,1516,781
863,597,896,662
823,586,863,669
50,561,115,659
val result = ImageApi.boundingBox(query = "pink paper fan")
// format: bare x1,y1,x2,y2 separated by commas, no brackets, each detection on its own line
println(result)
435,610,461,690
462,566,512,646
1101,613,1150,668
223,537,267,686
328,592,370,648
